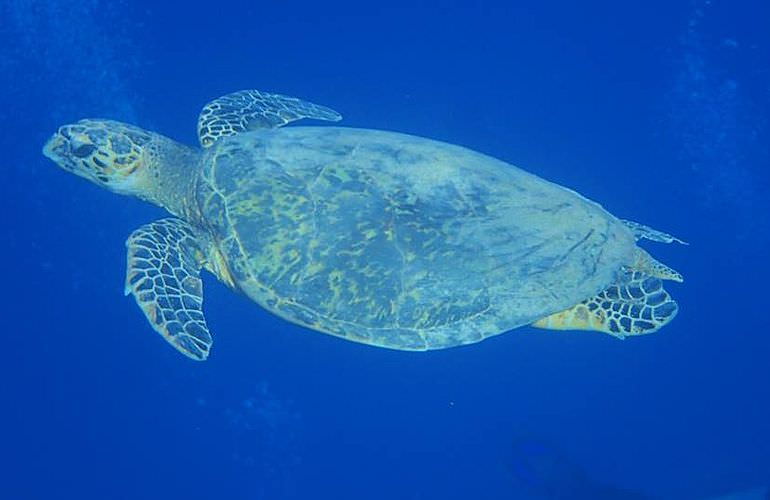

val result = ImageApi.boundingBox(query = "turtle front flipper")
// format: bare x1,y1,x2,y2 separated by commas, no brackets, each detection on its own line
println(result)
531,269,678,338
197,89,342,147
125,218,212,360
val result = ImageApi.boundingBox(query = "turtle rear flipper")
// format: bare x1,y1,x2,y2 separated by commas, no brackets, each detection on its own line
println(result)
125,218,212,360
621,219,687,245
531,270,678,338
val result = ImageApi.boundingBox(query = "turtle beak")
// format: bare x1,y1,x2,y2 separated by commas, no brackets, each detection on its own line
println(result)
43,132,63,159
43,127,95,179
43,131,73,172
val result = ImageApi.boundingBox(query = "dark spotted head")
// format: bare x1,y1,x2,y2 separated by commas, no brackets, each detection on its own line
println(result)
43,119,155,195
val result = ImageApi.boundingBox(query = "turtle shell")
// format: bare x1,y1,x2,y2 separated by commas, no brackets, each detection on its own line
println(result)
195,127,636,350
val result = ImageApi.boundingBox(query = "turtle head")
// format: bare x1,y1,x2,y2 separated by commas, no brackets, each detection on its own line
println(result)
43,119,155,196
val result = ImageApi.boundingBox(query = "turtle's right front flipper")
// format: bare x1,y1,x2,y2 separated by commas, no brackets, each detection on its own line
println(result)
125,218,212,360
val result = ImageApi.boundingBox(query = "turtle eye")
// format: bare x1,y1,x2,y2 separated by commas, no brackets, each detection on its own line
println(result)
72,143,96,158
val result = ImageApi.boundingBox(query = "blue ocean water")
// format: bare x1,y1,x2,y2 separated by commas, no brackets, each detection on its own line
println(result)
2,1,769,499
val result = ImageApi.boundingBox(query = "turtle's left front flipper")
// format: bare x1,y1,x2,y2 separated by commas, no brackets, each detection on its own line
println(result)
125,218,212,360
197,89,342,147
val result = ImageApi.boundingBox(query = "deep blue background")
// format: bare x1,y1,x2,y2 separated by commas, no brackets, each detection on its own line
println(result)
2,1,769,499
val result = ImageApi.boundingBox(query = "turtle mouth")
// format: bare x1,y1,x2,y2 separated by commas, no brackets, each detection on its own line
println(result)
42,133,63,158
43,129,96,182
43,132,74,172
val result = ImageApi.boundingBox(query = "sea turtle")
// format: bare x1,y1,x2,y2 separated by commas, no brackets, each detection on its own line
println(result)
43,89,684,361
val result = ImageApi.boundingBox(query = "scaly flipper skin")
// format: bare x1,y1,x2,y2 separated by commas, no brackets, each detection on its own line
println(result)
197,89,342,147
533,221,684,337
632,247,683,283
532,269,678,337
125,218,212,360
